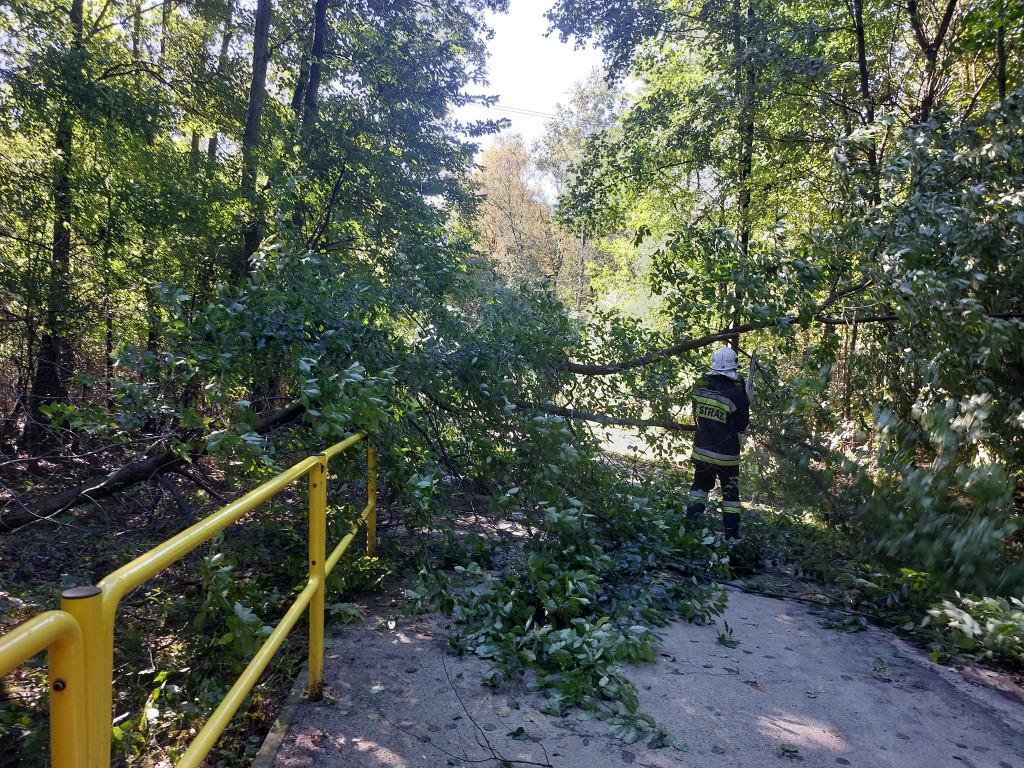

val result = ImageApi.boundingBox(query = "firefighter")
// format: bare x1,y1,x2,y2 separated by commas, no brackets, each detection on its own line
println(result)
685,346,750,540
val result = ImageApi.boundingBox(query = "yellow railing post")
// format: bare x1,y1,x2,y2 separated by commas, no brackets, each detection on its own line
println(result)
366,445,377,557
0,610,87,768
60,585,107,768
307,453,327,701
46,613,87,768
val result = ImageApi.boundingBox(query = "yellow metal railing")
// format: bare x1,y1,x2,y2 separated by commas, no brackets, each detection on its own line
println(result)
0,610,87,768
0,433,376,768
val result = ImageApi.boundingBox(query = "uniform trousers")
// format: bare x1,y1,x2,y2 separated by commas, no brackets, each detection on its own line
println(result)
685,460,742,539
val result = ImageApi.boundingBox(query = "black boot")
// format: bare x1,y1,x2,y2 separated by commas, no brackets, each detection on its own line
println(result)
685,494,708,532
723,511,741,540
685,490,708,526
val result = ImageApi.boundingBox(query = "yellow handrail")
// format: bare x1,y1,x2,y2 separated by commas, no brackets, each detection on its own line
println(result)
0,609,87,768
0,432,377,768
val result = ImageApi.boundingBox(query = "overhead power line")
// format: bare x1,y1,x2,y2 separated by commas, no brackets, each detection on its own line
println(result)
458,102,613,132
460,102,559,119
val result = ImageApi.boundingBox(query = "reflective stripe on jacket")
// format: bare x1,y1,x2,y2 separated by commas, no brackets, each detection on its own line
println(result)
691,374,750,466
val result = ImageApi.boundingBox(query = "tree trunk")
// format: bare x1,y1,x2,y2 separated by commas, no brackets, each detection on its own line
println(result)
291,50,310,115
207,1,235,165
25,0,85,449
996,0,1006,102
732,0,755,348
132,0,142,58
852,0,879,202
919,53,938,123
907,0,958,123
160,0,171,60
238,0,273,278
288,0,329,237
302,0,331,129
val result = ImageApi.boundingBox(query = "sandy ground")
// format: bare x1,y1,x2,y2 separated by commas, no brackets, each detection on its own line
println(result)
268,586,1024,768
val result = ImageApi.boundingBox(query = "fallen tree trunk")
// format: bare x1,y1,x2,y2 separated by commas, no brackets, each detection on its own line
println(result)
564,323,774,376
563,277,867,376
0,402,305,533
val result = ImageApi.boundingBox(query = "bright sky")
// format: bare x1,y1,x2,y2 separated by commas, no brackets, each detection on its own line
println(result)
456,0,605,152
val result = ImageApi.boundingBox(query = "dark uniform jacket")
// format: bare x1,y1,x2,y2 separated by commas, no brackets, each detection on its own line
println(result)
691,374,750,466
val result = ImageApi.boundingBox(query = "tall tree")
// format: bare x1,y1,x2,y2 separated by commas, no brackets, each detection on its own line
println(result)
238,0,274,276
535,68,626,194
543,0,1024,591
24,0,85,446
0,0,513,451
535,70,626,309
475,135,565,289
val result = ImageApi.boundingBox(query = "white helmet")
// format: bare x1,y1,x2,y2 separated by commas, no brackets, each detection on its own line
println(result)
710,346,739,379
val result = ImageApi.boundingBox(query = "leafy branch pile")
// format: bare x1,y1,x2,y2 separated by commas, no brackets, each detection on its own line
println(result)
929,594,1024,668
406,423,731,749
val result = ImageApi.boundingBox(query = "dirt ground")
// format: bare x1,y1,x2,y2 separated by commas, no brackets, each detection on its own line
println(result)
266,584,1024,768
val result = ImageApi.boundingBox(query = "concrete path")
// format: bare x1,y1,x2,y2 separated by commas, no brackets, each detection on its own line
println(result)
267,586,1024,768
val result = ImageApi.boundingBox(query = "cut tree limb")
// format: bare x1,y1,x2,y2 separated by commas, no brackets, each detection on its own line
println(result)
0,402,305,533
563,281,872,375
564,322,778,376
564,298,1022,376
